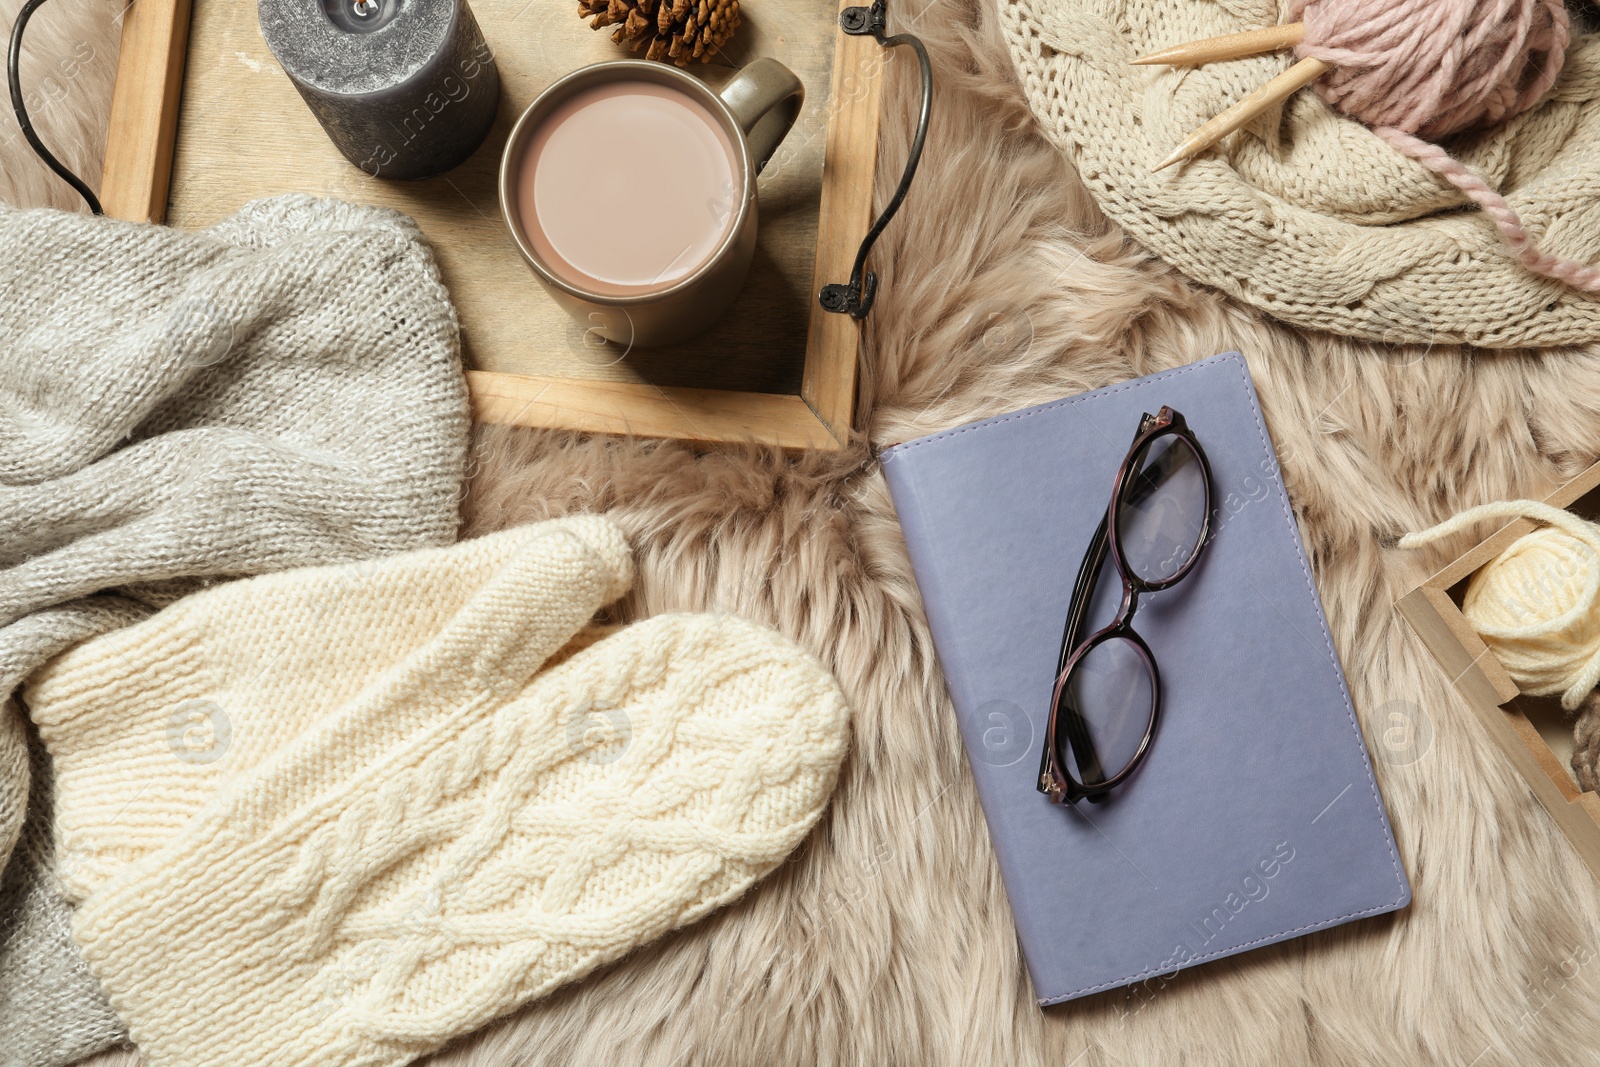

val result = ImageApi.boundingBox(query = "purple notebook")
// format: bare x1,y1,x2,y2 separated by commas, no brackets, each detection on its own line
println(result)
881,353,1409,1005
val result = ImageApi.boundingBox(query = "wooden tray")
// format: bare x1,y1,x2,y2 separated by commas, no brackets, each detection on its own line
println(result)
1398,458,1600,882
101,0,885,449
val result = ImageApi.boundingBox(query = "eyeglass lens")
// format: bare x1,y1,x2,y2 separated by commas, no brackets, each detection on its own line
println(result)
1061,635,1153,787
1116,434,1208,583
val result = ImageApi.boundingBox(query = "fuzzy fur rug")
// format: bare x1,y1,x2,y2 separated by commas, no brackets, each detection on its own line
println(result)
0,0,115,215
15,1,1600,1065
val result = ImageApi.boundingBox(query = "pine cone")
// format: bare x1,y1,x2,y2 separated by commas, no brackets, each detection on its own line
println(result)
578,0,741,66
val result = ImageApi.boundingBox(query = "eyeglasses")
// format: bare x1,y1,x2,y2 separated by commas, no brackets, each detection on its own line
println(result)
1037,406,1214,805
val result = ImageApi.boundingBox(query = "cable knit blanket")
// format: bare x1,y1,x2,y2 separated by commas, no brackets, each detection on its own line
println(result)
998,0,1600,347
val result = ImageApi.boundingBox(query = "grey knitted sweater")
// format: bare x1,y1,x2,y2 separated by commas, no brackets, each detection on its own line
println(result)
0,195,470,1066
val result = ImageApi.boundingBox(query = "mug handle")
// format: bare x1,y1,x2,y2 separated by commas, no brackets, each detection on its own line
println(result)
718,57,805,175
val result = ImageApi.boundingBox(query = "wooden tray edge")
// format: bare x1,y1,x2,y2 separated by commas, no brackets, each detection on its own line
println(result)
103,0,190,223
800,0,882,444
467,370,841,449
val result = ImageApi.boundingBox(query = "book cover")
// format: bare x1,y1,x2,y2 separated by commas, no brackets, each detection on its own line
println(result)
881,352,1410,1005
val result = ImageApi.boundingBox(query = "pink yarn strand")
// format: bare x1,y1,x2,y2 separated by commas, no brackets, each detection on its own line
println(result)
1287,0,1594,294
1375,126,1600,294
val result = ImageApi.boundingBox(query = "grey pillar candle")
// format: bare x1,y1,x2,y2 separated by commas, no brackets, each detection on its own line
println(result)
259,0,501,180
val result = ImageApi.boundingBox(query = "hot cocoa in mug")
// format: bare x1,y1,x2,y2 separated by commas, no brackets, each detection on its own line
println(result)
500,58,804,348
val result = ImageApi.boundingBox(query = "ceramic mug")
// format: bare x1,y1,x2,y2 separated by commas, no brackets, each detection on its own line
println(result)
500,58,804,348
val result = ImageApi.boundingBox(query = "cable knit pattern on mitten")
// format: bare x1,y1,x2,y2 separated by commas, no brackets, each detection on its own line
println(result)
26,533,848,1067
27,517,633,903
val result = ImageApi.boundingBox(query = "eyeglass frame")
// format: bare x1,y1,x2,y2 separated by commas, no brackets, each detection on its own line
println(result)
1036,405,1214,805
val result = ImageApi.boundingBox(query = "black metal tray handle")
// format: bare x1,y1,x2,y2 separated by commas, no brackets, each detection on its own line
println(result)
818,0,931,320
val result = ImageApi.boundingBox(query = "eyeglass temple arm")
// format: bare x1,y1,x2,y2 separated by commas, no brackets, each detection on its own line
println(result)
1056,509,1110,677
1050,506,1112,796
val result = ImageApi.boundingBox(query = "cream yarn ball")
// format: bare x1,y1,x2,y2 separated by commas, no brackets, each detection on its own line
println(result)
1403,500,1600,709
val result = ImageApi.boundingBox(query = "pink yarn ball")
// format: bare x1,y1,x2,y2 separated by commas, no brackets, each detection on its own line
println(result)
1290,0,1571,139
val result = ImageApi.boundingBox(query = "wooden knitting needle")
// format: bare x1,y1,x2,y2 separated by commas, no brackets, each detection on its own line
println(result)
1151,55,1331,171
1132,23,1306,66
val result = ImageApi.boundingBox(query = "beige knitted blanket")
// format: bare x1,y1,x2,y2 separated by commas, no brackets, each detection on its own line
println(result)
998,0,1600,347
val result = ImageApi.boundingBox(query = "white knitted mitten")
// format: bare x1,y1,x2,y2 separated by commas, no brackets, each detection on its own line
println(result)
25,517,849,1067
29,516,633,903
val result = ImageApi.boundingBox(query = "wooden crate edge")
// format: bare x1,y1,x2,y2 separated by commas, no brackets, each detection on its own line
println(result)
1396,586,1518,708
1420,458,1600,591
1399,587,1600,880
1396,460,1600,881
